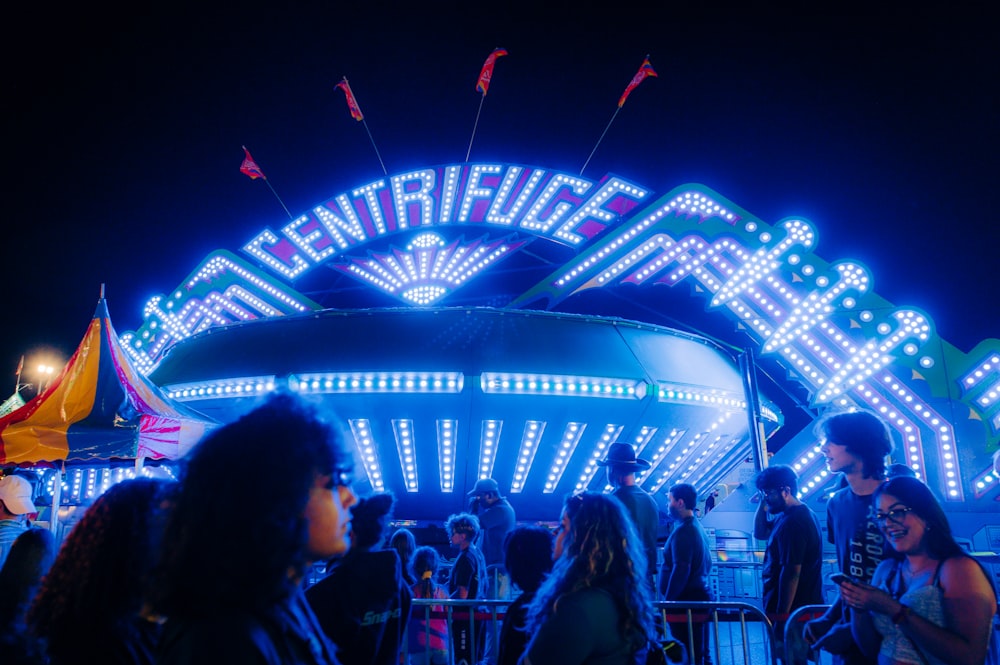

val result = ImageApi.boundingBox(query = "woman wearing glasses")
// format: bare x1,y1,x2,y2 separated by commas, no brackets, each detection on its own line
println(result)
837,476,997,665
153,392,358,665
520,492,660,665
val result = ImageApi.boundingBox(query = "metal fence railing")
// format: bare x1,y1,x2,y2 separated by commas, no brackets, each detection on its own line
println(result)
403,598,780,665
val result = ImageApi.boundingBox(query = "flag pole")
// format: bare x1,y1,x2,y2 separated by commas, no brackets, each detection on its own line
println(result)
362,119,388,175
580,107,621,176
264,179,294,219
14,354,24,394
467,48,508,163
466,94,486,162
240,146,293,219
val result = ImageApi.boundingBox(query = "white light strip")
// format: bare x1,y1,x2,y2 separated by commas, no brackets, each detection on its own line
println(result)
575,424,623,492
478,420,502,483
437,419,457,493
392,419,418,492
481,372,646,399
543,422,586,494
163,376,277,401
511,421,546,493
656,383,747,410
348,419,385,492
291,371,463,394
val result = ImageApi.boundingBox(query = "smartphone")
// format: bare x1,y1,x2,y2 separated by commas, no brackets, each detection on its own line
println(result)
830,573,854,585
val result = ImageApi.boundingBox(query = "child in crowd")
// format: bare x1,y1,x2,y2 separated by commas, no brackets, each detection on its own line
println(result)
407,546,449,665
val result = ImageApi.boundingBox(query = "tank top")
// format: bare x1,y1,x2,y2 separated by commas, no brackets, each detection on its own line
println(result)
871,559,947,665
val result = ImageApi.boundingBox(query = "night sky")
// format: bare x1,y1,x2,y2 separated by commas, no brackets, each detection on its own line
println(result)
4,4,997,398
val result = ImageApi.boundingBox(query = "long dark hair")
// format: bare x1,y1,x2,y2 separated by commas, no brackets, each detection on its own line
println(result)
390,528,417,586
151,392,354,617
524,492,655,653
0,527,55,633
411,546,442,599
873,476,965,560
28,477,173,659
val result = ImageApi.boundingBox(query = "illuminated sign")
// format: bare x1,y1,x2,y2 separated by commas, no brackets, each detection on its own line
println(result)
242,164,649,280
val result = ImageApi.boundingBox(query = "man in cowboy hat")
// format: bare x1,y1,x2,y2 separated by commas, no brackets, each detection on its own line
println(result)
597,442,659,586
467,477,515,600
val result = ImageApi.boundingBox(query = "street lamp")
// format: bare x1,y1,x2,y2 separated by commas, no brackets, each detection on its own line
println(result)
37,364,54,393
36,364,55,395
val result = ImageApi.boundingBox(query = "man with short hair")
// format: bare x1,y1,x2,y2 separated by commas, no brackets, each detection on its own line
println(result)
467,477,516,600
0,474,37,569
754,465,824,653
803,410,894,665
660,483,714,665
597,442,659,586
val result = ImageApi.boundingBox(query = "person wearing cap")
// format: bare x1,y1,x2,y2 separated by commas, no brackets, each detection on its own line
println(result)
467,477,516,601
0,474,37,570
803,409,895,665
597,442,659,588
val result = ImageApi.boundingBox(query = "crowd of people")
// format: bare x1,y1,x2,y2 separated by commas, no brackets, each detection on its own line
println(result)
0,398,996,665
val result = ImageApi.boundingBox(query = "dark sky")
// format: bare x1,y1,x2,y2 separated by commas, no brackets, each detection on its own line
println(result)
4,4,997,394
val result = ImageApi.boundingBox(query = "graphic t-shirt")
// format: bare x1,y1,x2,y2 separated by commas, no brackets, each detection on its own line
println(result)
826,486,889,583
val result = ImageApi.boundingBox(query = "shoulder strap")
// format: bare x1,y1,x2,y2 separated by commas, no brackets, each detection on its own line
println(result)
889,559,904,598
931,557,946,587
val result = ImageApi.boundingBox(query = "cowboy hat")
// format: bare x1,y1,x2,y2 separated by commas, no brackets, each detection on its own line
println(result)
596,442,651,470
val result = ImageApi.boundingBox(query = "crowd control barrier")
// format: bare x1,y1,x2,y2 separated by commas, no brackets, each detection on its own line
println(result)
404,598,781,665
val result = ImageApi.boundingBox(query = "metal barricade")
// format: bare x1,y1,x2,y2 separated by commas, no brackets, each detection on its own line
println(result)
654,600,780,665
404,598,781,665
405,598,508,665
783,604,832,665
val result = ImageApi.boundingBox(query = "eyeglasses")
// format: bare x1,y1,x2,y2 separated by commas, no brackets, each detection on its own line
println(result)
332,466,354,488
874,507,913,525
758,487,787,499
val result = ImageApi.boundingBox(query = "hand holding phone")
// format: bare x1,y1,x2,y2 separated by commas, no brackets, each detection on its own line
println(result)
830,573,854,586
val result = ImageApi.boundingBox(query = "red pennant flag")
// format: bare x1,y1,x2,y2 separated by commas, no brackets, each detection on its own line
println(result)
335,77,365,121
476,48,508,96
240,146,266,180
618,55,657,108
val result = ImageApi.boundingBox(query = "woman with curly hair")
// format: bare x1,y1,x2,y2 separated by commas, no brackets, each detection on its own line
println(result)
151,391,357,665
521,492,658,665
27,476,174,665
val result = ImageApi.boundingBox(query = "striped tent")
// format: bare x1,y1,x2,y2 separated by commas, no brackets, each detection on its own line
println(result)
0,294,215,465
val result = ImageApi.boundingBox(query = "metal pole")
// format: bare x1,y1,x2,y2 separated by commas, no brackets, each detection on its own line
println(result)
739,347,768,471
49,466,62,536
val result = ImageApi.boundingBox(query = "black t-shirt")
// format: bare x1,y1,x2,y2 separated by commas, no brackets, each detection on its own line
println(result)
306,550,412,665
448,545,486,600
761,504,824,614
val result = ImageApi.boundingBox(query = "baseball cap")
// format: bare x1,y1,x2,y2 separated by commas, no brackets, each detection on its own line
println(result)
0,475,36,515
466,478,500,497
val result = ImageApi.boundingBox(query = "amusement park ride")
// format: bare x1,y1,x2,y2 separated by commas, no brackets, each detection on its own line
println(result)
112,161,997,544
6,162,999,569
